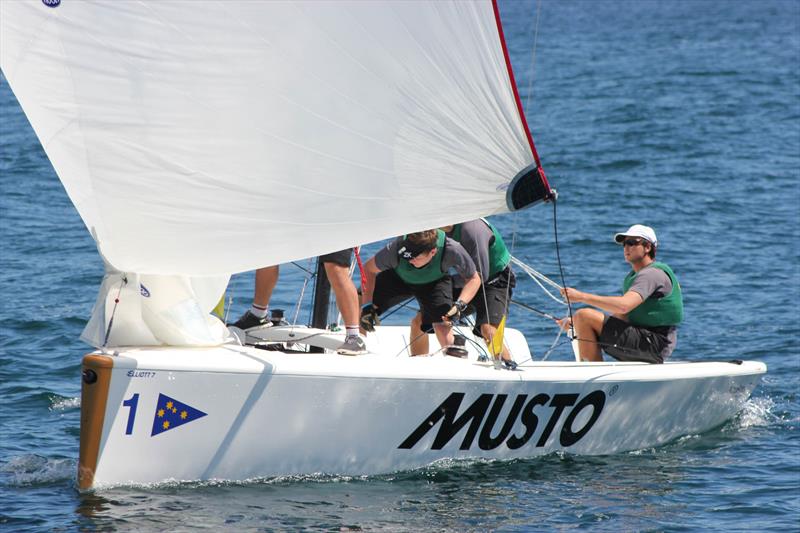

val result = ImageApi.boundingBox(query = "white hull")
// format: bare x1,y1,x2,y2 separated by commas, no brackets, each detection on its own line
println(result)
79,326,765,489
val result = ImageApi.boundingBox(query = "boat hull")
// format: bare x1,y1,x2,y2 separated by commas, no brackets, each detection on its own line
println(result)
79,328,765,488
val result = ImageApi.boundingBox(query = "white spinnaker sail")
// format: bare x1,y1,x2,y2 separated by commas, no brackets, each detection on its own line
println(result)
1,0,537,276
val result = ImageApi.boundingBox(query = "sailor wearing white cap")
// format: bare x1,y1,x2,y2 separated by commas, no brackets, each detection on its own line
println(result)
556,224,683,363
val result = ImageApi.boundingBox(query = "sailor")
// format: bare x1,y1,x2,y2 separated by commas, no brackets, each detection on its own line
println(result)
360,229,481,355
408,219,517,367
230,249,367,355
556,224,683,363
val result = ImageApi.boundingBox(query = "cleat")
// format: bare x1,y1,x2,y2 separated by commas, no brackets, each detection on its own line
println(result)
228,310,269,330
337,335,367,356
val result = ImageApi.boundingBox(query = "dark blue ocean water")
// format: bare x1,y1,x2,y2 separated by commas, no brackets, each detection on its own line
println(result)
1,1,798,531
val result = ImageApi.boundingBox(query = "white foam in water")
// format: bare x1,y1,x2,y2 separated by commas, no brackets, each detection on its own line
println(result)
734,397,776,429
49,396,80,411
1,455,75,485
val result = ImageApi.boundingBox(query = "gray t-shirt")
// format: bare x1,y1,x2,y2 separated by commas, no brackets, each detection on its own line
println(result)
446,220,496,285
374,236,477,280
626,266,678,359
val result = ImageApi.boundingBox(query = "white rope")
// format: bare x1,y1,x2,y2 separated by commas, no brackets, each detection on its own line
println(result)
540,323,564,361
290,257,315,330
510,255,566,306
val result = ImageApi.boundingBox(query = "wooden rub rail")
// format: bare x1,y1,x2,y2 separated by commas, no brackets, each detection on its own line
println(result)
78,354,114,490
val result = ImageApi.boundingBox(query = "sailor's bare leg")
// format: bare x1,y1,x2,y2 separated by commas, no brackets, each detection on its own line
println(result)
433,323,454,352
253,266,279,308
481,323,512,361
324,262,359,327
572,308,604,361
409,312,429,356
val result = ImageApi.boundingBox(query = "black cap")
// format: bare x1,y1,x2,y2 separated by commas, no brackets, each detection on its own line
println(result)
397,238,433,260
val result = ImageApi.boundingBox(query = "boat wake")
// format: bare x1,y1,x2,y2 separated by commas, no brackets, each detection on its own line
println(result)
87,458,533,491
729,396,777,430
0,454,75,486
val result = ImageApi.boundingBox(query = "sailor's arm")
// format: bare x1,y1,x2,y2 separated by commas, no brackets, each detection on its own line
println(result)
456,271,481,305
361,257,381,305
561,287,643,316
445,239,480,305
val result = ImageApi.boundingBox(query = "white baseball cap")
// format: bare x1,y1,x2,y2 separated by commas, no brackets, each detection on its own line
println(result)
614,224,657,246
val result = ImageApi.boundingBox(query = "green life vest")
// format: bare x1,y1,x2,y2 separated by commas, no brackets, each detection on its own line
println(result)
623,261,684,327
451,219,510,279
395,230,447,285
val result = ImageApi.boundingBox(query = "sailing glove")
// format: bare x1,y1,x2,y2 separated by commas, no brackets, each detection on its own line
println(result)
444,299,468,322
360,303,380,332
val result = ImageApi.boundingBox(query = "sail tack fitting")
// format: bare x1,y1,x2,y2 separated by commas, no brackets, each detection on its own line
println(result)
505,163,555,211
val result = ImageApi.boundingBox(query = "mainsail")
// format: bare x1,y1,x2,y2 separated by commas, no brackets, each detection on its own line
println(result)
1,0,550,346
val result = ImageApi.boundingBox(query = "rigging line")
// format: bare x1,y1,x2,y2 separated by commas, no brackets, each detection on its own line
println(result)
509,256,566,305
505,299,564,361
510,299,558,321
478,267,493,355
380,297,417,321
354,246,367,295
524,0,544,113
247,330,328,346
223,295,233,325
291,257,316,331
453,319,491,360
391,320,489,361
290,261,316,276
540,325,565,361
490,211,521,360
552,197,575,338
510,256,563,290
392,328,431,358
514,265,565,305
102,275,128,348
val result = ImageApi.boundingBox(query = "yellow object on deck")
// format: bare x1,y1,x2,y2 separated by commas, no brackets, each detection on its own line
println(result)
488,315,506,358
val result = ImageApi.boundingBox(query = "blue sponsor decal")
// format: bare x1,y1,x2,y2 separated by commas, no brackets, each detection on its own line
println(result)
151,393,207,436
42,0,61,8
140,284,150,297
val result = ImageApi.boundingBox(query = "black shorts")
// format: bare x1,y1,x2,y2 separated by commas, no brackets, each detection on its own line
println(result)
599,316,668,364
319,249,352,267
469,267,515,328
373,269,453,332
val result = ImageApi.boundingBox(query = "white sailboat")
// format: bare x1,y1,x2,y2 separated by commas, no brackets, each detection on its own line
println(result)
1,1,765,490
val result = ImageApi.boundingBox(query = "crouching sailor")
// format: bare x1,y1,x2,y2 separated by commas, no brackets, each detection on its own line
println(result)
410,219,517,368
360,229,480,355
556,224,683,363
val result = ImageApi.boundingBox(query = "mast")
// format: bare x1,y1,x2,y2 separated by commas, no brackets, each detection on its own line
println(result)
309,259,331,352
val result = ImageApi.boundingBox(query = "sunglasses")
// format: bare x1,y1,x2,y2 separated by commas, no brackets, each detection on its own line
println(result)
623,238,645,247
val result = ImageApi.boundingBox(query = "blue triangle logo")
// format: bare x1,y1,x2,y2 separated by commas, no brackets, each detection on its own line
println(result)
151,393,207,436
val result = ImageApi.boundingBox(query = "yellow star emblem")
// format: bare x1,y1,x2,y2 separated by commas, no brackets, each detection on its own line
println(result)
180,410,188,420
166,401,173,409
158,409,165,418
163,420,170,430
